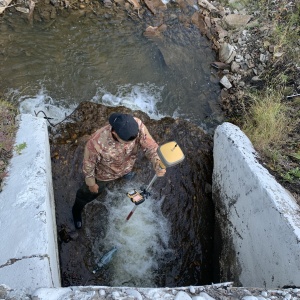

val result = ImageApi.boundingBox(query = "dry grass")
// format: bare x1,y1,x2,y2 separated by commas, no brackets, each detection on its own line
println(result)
242,90,291,152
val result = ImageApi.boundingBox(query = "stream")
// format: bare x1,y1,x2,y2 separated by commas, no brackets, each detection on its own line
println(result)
0,4,223,131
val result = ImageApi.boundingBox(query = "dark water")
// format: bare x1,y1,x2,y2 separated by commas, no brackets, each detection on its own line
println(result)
0,5,223,131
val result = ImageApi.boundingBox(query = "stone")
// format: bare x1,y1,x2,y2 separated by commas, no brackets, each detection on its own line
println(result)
15,6,29,13
192,12,207,35
219,42,236,63
268,45,275,53
211,62,230,70
175,291,193,300
126,289,143,300
197,0,217,12
223,14,252,29
126,0,141,9
144,0,166,14
199,292,216,300
220,76,232,89
231,61,240,72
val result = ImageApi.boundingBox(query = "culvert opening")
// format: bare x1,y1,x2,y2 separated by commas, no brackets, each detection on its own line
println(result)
50,102,218,287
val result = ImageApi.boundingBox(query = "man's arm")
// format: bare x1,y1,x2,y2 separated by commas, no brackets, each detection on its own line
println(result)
138,121,166,177
83,139,100,192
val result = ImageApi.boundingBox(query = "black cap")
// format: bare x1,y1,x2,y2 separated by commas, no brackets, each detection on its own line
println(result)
109,113,139,141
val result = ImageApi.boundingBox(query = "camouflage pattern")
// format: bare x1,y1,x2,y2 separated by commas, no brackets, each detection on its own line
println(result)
83,117,160,186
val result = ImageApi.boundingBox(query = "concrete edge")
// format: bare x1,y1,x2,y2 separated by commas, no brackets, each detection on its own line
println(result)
212,122,300,288
0,114,61,293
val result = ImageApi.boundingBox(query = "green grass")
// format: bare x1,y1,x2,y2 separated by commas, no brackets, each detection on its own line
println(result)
14,142,27,155
282,167,300,183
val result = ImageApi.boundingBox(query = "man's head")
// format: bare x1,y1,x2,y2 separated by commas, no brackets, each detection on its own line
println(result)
109,113,139,142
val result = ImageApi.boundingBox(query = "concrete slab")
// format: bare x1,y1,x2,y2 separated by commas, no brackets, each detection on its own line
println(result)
213,122,300,288
0,114,60,293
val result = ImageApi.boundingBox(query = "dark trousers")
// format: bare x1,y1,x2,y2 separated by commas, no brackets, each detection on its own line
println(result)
72,180,108,218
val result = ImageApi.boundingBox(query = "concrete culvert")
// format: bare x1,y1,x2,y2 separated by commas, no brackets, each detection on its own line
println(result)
49,101,217,287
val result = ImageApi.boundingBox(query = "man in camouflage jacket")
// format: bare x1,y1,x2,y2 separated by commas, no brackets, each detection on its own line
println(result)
72,112,166,229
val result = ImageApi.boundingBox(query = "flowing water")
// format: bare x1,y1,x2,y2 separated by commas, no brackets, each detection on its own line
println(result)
0,7,223,130
1,6,221,287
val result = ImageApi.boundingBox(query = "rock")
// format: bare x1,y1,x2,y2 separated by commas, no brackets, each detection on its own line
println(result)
231,61,240,72
144,0,166,14
220,76,232,89
214,23,228,39
126,0,141,9
126,289,143,300
223,14,252,29
219,42,236,63
192,12,207,35
175,291,193,300
199,292,216,300
15,6,29,13
143,24,166,38
211,62,230,70
268,45,275,53
0,285,9,298
259,53,266,62
197,0,218,12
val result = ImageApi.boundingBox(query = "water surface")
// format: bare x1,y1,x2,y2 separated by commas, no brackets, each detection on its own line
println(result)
0,6,223,130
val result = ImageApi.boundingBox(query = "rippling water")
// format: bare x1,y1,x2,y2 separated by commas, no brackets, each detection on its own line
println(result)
0,7,223,130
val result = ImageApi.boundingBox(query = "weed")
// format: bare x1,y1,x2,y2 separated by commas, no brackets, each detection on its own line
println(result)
281,172,294,183
282,167,300,183
14,142,27,155
289,167,300,179
290,152,300,161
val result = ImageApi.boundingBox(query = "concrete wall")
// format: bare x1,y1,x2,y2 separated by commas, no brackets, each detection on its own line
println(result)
0,114,60,293
212,122,300,288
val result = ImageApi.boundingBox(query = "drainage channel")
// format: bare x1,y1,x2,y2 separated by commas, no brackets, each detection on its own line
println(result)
50,102,218,288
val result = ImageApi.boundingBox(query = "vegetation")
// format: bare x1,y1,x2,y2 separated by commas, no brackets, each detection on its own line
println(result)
14,142,27,155
242,89,290,151
236,0,300,194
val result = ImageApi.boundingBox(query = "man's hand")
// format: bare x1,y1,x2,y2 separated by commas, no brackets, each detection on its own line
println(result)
156,168,166,177
89,184,99,193
154,159,166,177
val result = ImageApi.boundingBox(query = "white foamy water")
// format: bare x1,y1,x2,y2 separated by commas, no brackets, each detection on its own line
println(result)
17,89,77,125
16,83,168,123
93,181,172,287
92,83,166,120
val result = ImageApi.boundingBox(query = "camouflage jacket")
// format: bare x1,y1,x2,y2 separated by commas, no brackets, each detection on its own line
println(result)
83,117,160,186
